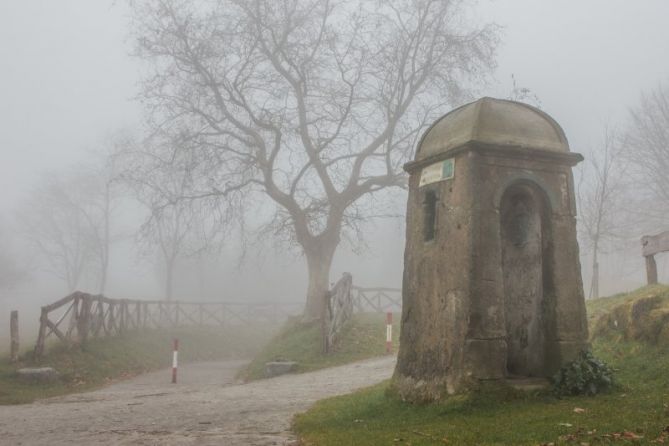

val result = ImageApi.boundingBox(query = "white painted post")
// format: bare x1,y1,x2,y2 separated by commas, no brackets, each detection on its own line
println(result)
172,338,179,384
386,312,393,354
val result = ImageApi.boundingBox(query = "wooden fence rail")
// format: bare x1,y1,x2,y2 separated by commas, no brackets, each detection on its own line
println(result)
33,291,302,358
351,286,402,313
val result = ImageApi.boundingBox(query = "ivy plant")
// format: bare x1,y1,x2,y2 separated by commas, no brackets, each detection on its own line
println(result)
551,350,614,397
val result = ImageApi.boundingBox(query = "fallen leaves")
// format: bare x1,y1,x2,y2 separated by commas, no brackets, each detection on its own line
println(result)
599,431,643,440
546,427,647,444
651,426,669,443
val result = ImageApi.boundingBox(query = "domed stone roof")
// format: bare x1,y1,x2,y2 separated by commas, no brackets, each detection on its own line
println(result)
416,97,570,161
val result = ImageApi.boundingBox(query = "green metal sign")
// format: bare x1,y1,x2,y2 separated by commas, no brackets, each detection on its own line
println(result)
419,158,454,187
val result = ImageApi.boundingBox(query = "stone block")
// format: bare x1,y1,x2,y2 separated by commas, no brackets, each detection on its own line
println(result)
264,361,297,378
464,339,506,379
16,367,60,383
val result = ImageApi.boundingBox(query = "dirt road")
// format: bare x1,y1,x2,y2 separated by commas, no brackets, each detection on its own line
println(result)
0,357,396,445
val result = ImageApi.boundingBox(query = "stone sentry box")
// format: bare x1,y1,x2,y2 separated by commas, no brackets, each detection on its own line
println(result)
392,97,589,402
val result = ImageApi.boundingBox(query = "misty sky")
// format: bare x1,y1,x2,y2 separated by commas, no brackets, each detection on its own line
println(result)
1,0,668,305
2,1,669,210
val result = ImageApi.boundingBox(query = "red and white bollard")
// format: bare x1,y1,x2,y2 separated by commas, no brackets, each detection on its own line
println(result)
172,338,179,384
386,312,393,354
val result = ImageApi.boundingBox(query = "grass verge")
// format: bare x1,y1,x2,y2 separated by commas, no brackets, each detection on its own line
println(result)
294,286,669,445
238,312,399,381
0,324,273,405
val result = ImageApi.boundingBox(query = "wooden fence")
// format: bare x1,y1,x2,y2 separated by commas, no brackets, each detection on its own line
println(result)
33,291,302,358
351,286,402,313
322,273,354,353
32,281,402,358
321,276,402,353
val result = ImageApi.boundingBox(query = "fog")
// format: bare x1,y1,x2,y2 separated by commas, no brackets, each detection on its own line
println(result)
2,0,669,349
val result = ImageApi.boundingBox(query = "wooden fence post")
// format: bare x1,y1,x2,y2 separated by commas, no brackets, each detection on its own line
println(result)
67,294,80,341
646,255,658,285
77,296,91,344
322,290,331,354
642,232,669,285
108,302,116,334
120,300,126,332
10,310,19,362
33,308,47,358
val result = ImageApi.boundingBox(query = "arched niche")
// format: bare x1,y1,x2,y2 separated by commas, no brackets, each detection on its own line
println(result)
499,181,556,377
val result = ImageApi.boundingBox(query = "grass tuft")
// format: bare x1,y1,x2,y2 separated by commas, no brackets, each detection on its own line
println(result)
238,312,400,381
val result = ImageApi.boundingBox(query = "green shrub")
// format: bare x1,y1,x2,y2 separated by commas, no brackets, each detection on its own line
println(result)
551,350,614,397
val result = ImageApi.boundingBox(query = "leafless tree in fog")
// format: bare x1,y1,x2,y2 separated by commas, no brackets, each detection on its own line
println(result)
577,126,628,299
85,133,131,295
20,171,111,293
129,0,499,318
120,135,230,301
0,222,24,295
623,82,669,216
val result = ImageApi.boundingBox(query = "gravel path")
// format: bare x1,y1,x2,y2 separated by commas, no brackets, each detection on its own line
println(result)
0,357,396,445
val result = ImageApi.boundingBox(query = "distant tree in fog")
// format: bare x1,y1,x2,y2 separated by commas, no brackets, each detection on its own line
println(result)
623,82,669,216
577,126,629,299
0,223,24,294
85,133,129,295
19,169,115,294
129,0,499,319
119,134,230,301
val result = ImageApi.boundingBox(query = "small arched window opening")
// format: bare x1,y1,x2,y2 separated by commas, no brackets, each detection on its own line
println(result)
423,190,437,242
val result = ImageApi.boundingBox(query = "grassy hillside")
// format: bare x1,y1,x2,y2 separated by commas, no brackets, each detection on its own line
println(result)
294,286,669,445
238,312,400,381
588,284,669,345
0,325,273,405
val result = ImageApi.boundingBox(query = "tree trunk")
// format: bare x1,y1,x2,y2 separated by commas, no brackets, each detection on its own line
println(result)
99,183,111,296
165,257,175,301
591,246,599,299
302,245,336,321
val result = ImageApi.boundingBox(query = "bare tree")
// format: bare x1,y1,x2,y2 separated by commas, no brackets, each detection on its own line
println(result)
0,221,24,295
19,172,101,292
623,82,669,215
129,0,499,318
120,136,229,301
144,201,199,301
577,126,628,299
85,132,131,295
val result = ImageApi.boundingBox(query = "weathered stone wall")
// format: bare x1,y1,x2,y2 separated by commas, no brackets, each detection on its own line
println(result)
394,151,474,401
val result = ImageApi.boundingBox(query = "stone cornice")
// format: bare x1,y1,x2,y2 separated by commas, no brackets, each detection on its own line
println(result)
404,141,584,174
